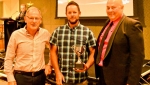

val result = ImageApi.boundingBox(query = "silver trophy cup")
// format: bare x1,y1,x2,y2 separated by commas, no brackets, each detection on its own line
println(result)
72,45,85,69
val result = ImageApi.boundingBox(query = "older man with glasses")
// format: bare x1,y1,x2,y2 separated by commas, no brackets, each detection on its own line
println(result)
4,6,52,85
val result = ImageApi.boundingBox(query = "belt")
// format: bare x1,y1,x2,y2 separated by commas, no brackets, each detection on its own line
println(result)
14,69,45,77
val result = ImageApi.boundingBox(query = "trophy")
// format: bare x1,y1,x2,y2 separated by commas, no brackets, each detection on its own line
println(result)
72,45,85,69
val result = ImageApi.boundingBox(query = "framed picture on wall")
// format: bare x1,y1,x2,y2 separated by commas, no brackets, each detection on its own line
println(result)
56,0,134,19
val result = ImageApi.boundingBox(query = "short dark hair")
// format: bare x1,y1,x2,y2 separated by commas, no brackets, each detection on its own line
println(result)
66,1,81,13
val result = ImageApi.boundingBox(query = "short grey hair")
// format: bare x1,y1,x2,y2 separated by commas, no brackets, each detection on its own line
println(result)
25,6,42,18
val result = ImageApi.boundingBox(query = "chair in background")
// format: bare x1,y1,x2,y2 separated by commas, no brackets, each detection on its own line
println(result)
139,60,150,85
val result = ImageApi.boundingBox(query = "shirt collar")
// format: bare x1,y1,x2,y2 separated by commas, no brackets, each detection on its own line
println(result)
23,26,40,35
110,14,123,25
66,22,81,29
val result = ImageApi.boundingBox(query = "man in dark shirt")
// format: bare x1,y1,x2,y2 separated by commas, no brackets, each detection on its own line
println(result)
16,4,26,29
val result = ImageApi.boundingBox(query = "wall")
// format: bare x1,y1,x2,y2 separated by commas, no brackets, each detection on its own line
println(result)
0,1,3,24
0,1,2,17
2,0,19,19
143,0,150,60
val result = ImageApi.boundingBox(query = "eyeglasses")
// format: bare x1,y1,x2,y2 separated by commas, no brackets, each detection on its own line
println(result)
26,16,41,21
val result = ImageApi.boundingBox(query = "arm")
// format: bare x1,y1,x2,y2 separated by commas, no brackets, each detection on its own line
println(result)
16,15,19,21
85,29,96,69
45,60,52,76
4,32,17,84
50,44,65,85
85,47,95,69
126,21,145,84
45,41,52,75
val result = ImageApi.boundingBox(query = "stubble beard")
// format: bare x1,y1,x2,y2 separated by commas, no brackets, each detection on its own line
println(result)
68,19,79,25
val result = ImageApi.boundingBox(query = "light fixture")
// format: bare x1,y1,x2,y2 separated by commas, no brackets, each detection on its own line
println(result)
26,1,34,8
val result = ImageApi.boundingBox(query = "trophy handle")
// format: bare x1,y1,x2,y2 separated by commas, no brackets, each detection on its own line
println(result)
72,45,78,55
72,45,85,54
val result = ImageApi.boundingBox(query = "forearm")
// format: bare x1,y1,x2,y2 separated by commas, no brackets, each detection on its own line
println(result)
4,49,16,81
46,41,51,66
47,59,52,66
47,52,52,66
4,58,15,82
85,47,95,69
4,31,17,82
51,54,61,75
50,45,61,75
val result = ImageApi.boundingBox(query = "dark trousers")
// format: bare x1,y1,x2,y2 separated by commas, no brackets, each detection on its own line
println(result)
14,71,46,85
97,66,106,85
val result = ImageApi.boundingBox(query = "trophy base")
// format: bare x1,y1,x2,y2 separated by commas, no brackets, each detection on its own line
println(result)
75,63,84,69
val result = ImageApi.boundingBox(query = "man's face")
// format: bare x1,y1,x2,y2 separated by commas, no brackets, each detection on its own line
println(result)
106,1,123,21
24,9,42,30
66,5,81,25
20,5,26,12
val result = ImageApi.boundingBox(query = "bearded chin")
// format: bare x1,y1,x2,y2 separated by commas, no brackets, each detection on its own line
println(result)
68,19,79,24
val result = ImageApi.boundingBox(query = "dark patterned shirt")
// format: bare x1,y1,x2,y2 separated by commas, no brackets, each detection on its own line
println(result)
50,23,96,83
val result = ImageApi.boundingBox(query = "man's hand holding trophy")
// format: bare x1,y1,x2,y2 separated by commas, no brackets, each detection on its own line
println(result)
72,45,88,72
